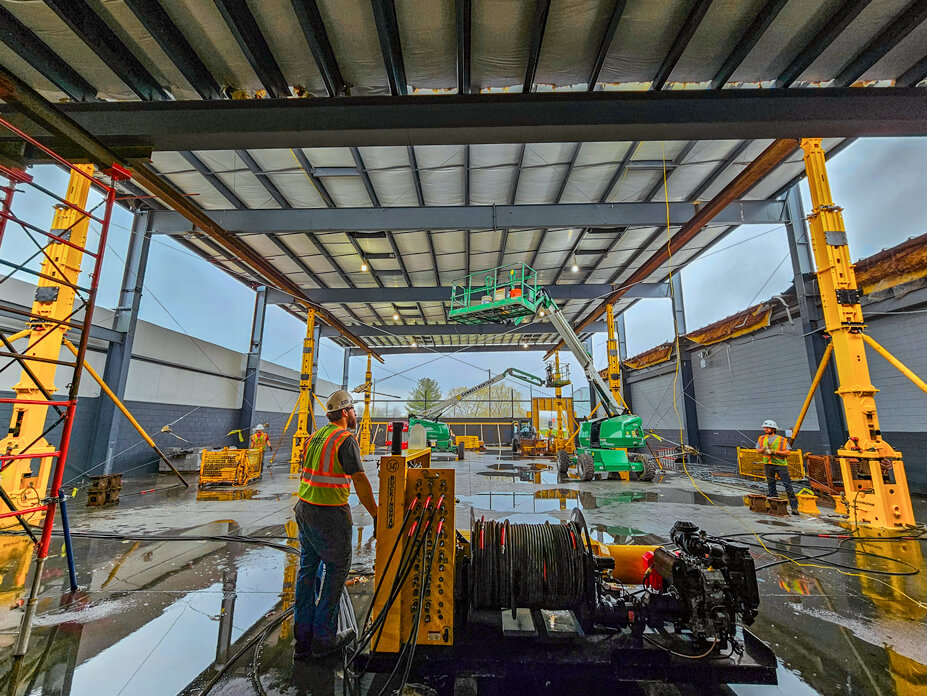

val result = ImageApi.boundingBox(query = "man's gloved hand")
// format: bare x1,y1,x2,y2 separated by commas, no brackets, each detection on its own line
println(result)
763,447,772,455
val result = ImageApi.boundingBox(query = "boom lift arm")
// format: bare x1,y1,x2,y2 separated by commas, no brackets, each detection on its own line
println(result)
415,367,544,420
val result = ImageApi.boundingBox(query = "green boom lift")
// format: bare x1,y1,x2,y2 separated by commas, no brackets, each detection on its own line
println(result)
408,367,545,459
447,263,656,482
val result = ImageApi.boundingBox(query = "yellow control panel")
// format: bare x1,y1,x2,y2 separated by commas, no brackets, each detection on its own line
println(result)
372,448,455,652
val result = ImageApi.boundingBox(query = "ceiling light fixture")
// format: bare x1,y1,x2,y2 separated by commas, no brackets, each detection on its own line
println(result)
539,309,545,317
522,342,529,348
393,312,400,321
360,259,368,272
411,341,417,348
571,254,579,273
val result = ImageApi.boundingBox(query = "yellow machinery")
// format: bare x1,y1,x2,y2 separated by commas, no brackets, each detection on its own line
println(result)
793,139,921,529
736,447,805,481
454,435,484,451
360,455,774,688
290,309,316,475
371,447,455,651
0,166,93,527
544,352,573,455
353,354,375,457
526,396,577,456
604,304,628,408
198,447,263,487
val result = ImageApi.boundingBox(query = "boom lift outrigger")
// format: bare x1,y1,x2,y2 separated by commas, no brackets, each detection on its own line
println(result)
448,264,654,481
408,367,544,459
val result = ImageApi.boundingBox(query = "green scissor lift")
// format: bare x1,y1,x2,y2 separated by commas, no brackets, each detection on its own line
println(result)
448,264,656,482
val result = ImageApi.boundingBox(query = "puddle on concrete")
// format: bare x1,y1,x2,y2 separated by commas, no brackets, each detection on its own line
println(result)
458,489,598,515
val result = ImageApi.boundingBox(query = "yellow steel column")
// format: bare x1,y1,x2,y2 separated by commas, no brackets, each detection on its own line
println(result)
359,354,373,456
605,303,628,408
290,309,316,475
800,138,914,528
0,166,93,520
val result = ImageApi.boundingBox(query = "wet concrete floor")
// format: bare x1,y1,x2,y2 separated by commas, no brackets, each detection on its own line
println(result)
1,449,924,695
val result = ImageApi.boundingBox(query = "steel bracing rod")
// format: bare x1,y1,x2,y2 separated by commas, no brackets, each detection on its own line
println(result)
0,330,64,416
179,152,248,210
651,0,714,90
122,0,222,100
291,149,336,207
237,150,292,208
587,0,628,90
290,0,347,97
43,0,170,101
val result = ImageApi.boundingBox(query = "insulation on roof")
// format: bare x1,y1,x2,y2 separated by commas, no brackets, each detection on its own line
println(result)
623,342,674,370
855,232,927,297
686,304,772,347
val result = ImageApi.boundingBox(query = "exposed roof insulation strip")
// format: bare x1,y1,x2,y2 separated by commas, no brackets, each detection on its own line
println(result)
622,342,674,371
854,231,927,296
686,304,772,347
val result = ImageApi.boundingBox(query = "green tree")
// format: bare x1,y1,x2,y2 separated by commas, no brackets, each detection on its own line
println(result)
406,378,443,414
445,384,527,418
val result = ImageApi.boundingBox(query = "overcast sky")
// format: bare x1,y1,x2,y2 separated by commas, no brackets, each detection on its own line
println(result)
2,138,924,407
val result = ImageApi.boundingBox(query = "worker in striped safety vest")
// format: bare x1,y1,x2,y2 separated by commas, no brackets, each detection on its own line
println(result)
294,390,378,660
250,424,271,462
756,419,798,515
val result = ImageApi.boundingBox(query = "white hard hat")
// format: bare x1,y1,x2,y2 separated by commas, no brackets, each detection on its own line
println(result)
762,419,778,429
254,424,264,431
326,389,355,413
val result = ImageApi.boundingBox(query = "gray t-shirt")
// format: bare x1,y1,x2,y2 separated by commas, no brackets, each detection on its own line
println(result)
337,434,363,475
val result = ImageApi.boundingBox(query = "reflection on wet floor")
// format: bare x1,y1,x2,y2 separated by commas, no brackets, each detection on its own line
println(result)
1,457,925,696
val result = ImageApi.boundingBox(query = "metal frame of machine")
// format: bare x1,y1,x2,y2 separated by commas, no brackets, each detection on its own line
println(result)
449,269,655,482
198,447,263,488
354,448,777,693
407,367,545,459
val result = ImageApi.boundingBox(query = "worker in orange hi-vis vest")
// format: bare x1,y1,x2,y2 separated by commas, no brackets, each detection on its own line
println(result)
755,419,798,515
250,424,272,462
293,390,378,660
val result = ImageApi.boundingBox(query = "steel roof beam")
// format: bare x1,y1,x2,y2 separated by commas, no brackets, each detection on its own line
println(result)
896,53,927,86
123,0,222,100
6,88,926,148
776,0,873,88
324,320,606,338
237,150,292,208
178,151,248,209
651,0,714,90
456,0,471,94
371,0,407,96
44,0,170,101
213,0,290,98
147,200,786,234
290,0,347,97
833,0,927,88
291,149,335,208
0,7,98,102
350,344,560,356
711,0,788,89
523,0,553,93
587,1,628,90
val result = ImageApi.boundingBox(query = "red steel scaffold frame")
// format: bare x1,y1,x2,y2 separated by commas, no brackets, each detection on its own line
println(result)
0,114,130,657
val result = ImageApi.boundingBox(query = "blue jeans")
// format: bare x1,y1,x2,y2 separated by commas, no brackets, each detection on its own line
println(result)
294,500,352,650
765,464,798,510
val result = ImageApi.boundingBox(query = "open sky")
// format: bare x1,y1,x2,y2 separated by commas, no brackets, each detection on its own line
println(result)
2,138,924,409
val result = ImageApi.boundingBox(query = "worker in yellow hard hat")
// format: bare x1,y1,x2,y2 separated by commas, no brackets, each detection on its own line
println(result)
293,390,378,660
756,419,798,515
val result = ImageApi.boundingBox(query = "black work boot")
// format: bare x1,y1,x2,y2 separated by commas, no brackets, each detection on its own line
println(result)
311,628,356,657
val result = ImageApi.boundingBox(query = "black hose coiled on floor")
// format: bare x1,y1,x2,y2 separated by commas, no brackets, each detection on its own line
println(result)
470,518,586,609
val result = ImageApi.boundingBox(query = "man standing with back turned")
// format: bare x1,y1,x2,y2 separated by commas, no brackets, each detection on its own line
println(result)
294,390,378,659
756,419,798,515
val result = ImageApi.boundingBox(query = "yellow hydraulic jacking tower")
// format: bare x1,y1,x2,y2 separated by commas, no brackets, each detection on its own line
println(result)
353,354,374,457
0,166,93,526
604,304,628,409
290,309,316,475
798,138,922,529
545,351,573,454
